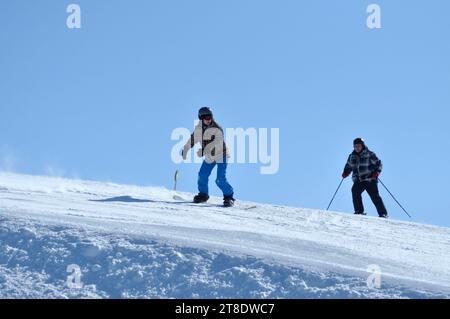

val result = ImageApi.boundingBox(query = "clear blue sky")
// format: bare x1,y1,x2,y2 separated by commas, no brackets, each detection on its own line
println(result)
1,1,449,227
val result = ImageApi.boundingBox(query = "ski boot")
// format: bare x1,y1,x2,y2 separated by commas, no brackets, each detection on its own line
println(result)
354,211,367,216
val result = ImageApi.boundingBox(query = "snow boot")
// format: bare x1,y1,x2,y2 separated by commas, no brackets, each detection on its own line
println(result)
379,213,388,218
193,193,209,203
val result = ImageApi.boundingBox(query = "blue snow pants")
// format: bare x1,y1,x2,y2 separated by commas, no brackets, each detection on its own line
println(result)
198,160,234,197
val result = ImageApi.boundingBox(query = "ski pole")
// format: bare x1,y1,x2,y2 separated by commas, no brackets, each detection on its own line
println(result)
378,178,412,219
326,178,344,210
173,169,179,191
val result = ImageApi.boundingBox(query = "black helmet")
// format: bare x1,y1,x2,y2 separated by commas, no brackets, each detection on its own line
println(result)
198,106,213,120
353,137,365,146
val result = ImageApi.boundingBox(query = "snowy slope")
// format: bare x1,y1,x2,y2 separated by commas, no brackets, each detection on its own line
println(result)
1,172,449,298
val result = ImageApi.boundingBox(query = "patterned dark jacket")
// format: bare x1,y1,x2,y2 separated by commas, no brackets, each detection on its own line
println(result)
343,147,382,182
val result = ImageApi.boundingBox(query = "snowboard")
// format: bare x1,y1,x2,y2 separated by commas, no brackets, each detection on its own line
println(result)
172,194,257,210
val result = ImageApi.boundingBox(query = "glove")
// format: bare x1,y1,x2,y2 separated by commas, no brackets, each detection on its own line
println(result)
181,149,187,160
342,171,350,179
372,171,380,180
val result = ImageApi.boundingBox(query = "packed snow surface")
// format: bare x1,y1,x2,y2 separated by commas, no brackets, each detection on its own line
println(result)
1,172,449,298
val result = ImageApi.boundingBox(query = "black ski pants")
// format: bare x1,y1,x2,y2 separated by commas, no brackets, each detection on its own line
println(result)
352,180,387,216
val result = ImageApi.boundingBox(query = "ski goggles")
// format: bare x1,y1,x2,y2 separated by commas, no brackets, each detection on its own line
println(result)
200,115,212,121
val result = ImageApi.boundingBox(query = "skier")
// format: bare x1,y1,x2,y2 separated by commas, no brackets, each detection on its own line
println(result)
182,107,235,207
341,138,388,218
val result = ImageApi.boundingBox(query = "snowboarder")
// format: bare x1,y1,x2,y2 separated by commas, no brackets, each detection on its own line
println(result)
341,138,388,218
182,107,235,207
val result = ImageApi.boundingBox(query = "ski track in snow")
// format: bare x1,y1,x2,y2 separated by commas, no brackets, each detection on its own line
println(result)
0,172,449,299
